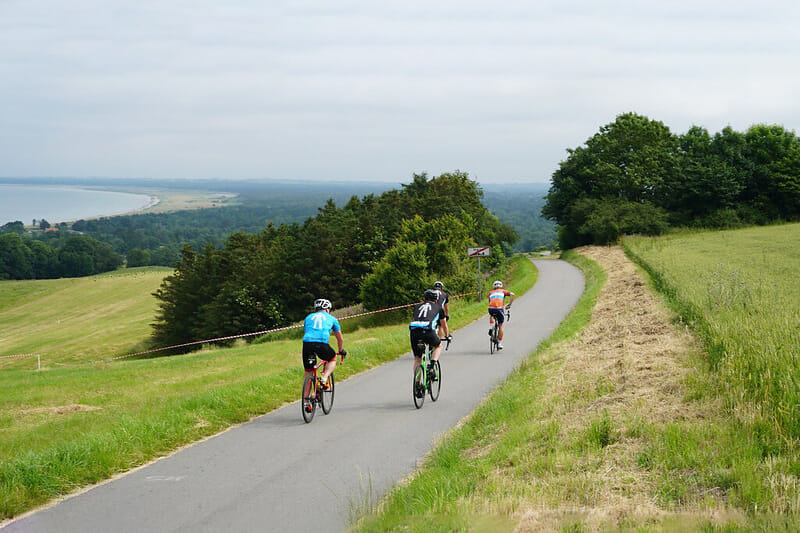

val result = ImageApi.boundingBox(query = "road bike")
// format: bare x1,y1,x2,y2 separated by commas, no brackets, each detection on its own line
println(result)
301,352,344,423
489,307,510,354
413,336,451,409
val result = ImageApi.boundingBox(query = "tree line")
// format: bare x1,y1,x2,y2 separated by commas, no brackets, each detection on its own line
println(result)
0,223,122,280
151,172,516,351
69,182,396,268
543,113,800,248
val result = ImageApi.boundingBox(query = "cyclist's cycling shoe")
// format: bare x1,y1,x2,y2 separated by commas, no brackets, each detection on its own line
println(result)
303,400,313,412
488,329,493,336
427,368,436,382
319,378,330,391
415,383,425,398
497,343,504,350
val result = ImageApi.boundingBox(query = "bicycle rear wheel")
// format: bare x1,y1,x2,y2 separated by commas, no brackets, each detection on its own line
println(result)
429,360,441,401
301,374,317,423
413,365,425,409
490,326,497,354
321,374,335,414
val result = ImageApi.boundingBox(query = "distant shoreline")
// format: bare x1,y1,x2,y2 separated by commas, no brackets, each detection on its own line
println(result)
0,184,157,226
68,192,161,223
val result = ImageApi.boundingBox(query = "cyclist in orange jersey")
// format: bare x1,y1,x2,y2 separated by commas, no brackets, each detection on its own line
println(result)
487,280,514,349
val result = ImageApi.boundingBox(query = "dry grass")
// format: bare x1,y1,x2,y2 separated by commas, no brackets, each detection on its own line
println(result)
508,246,721,531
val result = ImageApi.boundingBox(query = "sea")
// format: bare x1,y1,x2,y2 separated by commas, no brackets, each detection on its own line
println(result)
0,185,155,226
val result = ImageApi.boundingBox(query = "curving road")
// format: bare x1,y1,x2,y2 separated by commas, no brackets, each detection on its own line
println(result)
2,259,583,533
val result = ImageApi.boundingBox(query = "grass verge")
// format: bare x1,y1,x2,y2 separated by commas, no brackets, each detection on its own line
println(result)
0,256,536,520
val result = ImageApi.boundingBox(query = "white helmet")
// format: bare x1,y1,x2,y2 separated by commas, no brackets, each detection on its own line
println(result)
493,280,503,288
314,298,332,311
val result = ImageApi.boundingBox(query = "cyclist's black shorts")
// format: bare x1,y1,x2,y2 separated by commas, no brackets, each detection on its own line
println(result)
302,341,337,370
410,328,440,358
488,307,505,324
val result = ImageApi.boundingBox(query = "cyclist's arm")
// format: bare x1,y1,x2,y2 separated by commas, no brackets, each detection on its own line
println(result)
507,292,516,307
439,316,449,337
333,330,344,353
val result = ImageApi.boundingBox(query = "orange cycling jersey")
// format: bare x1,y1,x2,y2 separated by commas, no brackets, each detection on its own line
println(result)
488,289,512,309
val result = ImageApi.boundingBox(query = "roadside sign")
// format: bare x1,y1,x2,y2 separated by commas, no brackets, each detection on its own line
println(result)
467,246,491,257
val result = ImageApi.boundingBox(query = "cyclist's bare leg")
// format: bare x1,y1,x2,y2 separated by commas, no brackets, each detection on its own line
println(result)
413,356,422,374
320,360,336,383
498,324,505,341
431,344,443,361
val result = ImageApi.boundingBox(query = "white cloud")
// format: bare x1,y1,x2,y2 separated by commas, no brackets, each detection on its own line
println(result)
1,0,799,182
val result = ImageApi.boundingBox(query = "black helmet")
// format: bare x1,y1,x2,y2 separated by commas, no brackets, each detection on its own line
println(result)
433,281,444,290
314,298,332,311
423,289,438,301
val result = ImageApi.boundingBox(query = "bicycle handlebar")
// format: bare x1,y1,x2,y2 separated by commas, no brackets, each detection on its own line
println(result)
440,335,452,351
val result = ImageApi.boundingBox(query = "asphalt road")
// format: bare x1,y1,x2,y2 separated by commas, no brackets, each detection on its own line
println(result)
2,259,584,533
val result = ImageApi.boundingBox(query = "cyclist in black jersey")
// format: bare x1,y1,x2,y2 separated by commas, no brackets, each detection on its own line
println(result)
409,289,448,378
432,281,450,339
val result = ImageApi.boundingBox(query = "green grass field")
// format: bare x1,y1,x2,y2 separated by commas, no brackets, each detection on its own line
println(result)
0,267,173,365
0,257,537,520
625,224,800,443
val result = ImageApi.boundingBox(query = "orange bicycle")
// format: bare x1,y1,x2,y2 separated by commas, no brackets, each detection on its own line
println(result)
301,352,344,423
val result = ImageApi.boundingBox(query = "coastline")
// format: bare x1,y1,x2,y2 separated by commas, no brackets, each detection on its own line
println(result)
67,191,161,222
1,182,236,227
0,184,158,226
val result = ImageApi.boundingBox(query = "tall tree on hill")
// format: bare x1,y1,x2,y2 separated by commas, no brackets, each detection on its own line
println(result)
662,126,746,223
151,172,516,350
543,113,676,248
0,233,34,279
743,124,800,220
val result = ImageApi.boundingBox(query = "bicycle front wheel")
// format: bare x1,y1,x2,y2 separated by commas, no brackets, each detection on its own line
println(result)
321,373,335,414
301,374,317,423
429,360,441,402
413,365,425,409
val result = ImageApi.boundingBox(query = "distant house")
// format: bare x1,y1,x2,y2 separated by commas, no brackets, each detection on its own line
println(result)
44,227,59,232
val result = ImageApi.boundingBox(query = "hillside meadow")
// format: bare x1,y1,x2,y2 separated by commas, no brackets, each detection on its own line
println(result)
0,256,537,520
0,267,172,365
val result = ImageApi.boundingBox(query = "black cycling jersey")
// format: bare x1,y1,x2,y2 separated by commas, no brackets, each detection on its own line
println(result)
409,300,443,330
435,290,449,307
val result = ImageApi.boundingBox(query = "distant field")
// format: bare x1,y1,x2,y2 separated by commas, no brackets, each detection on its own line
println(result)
625,223,800,441
0,267,172,365
92,187,240,214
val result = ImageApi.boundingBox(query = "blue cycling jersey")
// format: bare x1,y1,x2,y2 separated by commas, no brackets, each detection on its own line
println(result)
302,311,341,343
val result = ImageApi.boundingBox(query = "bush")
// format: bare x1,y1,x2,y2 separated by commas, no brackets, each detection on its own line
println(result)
559,198,669,248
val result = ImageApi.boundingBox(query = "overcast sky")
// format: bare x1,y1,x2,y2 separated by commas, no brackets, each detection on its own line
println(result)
2,1,799,184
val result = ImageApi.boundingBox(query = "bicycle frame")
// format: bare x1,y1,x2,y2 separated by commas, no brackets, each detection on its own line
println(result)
489,308,509,354
302,353,342,423
413,337,449,408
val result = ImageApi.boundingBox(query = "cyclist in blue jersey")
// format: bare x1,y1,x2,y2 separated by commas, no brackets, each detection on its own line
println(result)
409,289,449,380
303,298,346,391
